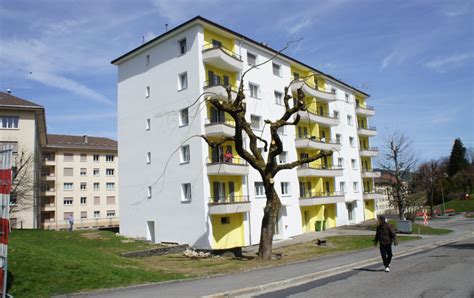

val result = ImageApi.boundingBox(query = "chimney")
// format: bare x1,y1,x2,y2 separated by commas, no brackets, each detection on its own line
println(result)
83,135,88,144
6,89,11,94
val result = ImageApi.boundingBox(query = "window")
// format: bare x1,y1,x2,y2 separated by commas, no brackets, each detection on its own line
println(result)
106,183,115,191
334,110,339,119
63,198,73,205
345,93,349,102
94,211,100,218
247,52,256,66
93,154,99,162
0,141,18,153
221,216,231,224
93,168,99,176
255,182,265,197
63,212,73,220
349,137,355,147
63,168,73,176
145,86,150,98
180,145,190,163
179,108,189,126
106,169,114,176
93,183,100,191
106,196,115,205
146,152,151,164
106,155,114,162
178,72,188,90
147,186,152,199
80,182,87,190
63,153,73,162
250,115,261,130
274,91,283,105
94,196,100,205
351,159,357,169
340,182,346,192
63,183,73,191
80,154,87,162
80,197,87,205
182,183,192,201
335,134,341,144
338,157,343,167
80,168,86,176
249,83,259,98
347,115,353,126
279,151,287,164
179,38,187,55
146,54,150,66
0,116,19,128
146,118,150,131
272,63,281,76
107,210,116,217
353,182,359,192
80,211,87,219
281,182,290,196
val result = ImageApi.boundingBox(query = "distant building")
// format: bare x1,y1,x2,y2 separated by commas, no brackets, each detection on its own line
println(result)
374,171,398,215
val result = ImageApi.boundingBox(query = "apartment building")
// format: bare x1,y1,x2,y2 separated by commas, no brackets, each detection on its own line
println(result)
41,134,119,230
0,91,47,229
113,16,380,249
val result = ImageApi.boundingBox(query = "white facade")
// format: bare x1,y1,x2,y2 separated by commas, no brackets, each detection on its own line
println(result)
114,17,379,249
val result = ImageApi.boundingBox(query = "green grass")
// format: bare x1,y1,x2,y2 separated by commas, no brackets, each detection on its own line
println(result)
8,230,185,297
440,199,474,212
369,220,452,235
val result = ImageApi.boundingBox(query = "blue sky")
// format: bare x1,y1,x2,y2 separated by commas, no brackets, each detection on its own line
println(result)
0,0,472,162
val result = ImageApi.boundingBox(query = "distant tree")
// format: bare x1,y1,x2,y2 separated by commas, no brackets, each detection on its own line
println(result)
447,138,468,177
415,160,443,216
9,150,35,217
379,132,417,219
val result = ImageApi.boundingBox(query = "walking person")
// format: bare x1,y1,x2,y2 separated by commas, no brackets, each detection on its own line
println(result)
67,214,74,232
374,215,397,272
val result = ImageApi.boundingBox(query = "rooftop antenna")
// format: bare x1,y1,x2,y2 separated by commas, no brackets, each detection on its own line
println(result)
142,36,145,44
165,23,168,31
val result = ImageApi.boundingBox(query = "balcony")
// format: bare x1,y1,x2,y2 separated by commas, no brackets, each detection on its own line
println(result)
41,188,56,196
295,136,342,151
208,196,251,215
204,119,235,137
297,110,339,127
299,191,345,207
297,165,344,178
203,80,238,101
291,80,337,102
363,191,383,200
359,147,379,157
355,104,375,117
202,44,243,72
41,202,56,212
206,157,249,176
357,126,377,137
41,172,56,181
43,158,55,166
361,168,381,178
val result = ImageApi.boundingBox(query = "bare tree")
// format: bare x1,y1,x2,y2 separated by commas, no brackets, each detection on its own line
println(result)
379,132,417,220
9,150,35,217
415,160,443,216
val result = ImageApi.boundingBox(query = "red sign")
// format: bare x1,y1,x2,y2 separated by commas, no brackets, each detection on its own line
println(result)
0,149,12,297
423,209,428,227
0,170,11,194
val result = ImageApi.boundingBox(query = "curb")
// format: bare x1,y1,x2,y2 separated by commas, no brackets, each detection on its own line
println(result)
206,233,474,298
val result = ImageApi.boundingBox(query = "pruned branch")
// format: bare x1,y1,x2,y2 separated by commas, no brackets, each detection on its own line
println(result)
275,150,332,173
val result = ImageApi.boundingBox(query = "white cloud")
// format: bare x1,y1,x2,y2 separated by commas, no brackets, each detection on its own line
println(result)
424,53,473,73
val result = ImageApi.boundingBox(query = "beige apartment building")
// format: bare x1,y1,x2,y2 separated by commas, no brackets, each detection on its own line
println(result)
0,91,47,229
41,134,119,230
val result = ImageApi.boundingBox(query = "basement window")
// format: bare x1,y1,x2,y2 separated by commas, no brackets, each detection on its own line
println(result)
220,216,230,224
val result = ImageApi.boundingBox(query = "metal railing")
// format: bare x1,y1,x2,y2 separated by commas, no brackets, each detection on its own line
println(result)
296,135,340,144
292,78,336,95
300,190,345,199
202,43,242,61
360,147,378,151
203,79,239,93
304,109,338,119
209,195,249,204
204,118,236,127
206,156,248,165
363,190,383,195
299,164,343,170
356,103,375,110
361,168,374,172
358,125,377,131
41,172,55,177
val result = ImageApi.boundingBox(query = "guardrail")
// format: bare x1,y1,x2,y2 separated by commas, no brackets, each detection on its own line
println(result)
206,156,248,165
209,195,249,204
202,43,242,60
300,191,345,199
296,136,340,144
203,79,239,93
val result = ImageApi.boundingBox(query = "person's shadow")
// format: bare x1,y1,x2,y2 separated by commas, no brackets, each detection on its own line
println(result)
354,268,385,272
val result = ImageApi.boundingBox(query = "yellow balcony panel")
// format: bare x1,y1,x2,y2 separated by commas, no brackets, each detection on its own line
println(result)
359,147,379,157
208,196,250,215
291,80,337,102
361,169,381,178
202,44,243,72
297,110,339,127
355,104,375,117
204,119,235,137
295,137,342,151
357,126,377,137
363,191,383,201
206,157,249,176
297,165,344,178
203,81,238,101
299,191,345,207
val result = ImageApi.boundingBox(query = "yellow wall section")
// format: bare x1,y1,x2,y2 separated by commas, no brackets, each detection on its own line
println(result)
363,178,373,192
209,176,243,198
356,95,367,107
297,149,334,167
357,116,368,128
364,200,375,220
204,65,237,85
203,29,234,52
211,213,244,249
359,136,370,149
300,204,336,232
361,157,373,170
291,66,315,88
316,77,326,91
299,177,335,193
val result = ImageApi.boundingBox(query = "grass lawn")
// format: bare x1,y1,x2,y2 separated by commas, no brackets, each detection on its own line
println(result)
9,230,420,297
440,199,474,212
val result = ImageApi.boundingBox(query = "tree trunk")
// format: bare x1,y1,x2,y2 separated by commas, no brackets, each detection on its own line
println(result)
258,179,281,260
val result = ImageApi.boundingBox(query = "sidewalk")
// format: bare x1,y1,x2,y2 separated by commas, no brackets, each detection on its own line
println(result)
76,216,473,298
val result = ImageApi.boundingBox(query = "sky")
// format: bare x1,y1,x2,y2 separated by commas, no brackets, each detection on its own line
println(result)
0,0,473,162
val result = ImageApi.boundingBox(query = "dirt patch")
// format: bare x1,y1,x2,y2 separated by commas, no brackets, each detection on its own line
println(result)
81,232,104,240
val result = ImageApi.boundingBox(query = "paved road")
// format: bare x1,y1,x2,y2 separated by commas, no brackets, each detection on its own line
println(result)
258,237,474,298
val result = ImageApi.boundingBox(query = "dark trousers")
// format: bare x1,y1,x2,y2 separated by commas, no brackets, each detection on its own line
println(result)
379,244,393,267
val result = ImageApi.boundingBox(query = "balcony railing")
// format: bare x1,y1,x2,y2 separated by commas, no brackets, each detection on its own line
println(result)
202,43,242,61
41,172,55,177
209,195,249,204
299,164,343,170
203,79,239,93
296,135,340,145
360,147,378,151
204,118,235,127
300,191,345,199
305,109,338,119
356,104,375,110
207,156,247,166
358,125,377,131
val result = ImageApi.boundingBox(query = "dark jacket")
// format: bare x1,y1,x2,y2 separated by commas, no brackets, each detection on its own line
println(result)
374,222,397,245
